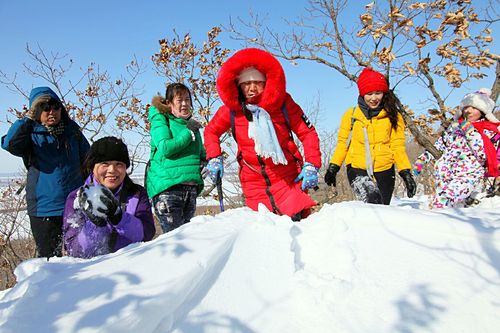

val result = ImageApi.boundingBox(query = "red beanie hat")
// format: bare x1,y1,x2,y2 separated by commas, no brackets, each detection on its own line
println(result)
357,68,389,96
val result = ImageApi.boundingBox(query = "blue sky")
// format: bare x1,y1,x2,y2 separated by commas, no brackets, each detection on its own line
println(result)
0,0,497,173
0,0,352,173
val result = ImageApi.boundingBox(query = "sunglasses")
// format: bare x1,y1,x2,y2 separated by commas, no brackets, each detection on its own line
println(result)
38,101,62,112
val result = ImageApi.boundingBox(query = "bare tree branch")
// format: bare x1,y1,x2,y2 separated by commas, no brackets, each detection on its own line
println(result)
228,0,498,158
491,61,500,102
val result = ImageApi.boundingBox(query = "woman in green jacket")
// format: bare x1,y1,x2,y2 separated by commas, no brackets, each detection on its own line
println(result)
147,83,206,233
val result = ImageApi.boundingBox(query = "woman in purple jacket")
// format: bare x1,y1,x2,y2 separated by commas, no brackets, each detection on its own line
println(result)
63,136,155,258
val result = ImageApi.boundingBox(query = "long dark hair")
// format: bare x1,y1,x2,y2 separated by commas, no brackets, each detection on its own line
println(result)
382,90,401,130
119,175,142,200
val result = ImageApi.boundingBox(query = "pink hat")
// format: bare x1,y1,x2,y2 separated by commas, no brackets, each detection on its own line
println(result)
237,67,266,85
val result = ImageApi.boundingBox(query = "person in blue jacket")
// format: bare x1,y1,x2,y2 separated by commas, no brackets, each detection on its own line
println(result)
1,86,90,258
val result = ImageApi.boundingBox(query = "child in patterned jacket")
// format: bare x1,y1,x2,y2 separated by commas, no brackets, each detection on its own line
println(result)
413,88,500,208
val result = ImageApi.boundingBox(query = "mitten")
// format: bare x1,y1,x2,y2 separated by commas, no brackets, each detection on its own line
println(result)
77,184,119,227
399,169,416,198
206,156,224,183
413,158,425,176
294,162,320,191
186,118,203,133
324,163,341,186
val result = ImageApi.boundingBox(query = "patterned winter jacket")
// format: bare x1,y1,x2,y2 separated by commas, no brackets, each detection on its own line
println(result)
330,105,412,172
416,120,487,182
63,175,155,259
1,116,89,216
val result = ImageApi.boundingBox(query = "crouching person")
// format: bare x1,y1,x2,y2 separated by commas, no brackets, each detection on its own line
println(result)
63,136,155,258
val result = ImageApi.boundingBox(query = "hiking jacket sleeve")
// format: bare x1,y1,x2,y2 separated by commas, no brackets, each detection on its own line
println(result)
416,134,445,167
284,94,321,168
1,117,35,158
149,107,194,158
204,106,231,160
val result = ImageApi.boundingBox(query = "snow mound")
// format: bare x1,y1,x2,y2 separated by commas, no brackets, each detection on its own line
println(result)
1,199,499,333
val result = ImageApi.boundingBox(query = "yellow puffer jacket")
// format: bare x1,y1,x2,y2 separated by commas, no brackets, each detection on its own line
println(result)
330,106,411,172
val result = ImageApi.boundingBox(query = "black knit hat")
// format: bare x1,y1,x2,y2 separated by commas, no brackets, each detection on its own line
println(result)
86,136,130,169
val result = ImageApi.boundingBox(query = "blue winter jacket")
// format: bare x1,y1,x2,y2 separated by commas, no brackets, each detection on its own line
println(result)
1,117,90,216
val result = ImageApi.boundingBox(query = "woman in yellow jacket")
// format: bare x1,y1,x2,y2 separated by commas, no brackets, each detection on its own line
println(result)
324,68,416,204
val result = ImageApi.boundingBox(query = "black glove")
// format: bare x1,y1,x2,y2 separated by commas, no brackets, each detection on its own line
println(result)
77,184,120,227
324,163,341,186
399,169,416,198
186,118,203,133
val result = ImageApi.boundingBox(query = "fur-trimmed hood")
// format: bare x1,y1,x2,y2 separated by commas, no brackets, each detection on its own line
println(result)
217,48,286,113
151,95,169,114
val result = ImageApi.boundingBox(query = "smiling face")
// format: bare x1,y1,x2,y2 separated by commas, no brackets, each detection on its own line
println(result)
363,91,384,109
168,90,192,119
462,106,483,122
93,161,127,191
240,80,266,103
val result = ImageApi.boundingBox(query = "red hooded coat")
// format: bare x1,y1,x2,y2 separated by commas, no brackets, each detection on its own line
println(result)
204,48,321,217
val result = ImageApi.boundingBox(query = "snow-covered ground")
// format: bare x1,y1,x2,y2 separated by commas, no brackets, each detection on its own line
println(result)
0,197,499,333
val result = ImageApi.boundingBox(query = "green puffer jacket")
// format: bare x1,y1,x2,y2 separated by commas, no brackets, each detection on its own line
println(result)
146,98,206,198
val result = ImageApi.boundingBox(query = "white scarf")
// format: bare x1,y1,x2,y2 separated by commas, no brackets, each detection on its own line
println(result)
246,104,288,165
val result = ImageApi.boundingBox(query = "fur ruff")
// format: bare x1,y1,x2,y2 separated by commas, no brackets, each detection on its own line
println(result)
217,48,286,114
151,95,169,114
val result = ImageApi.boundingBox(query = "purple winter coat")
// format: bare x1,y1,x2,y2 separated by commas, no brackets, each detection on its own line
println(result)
63,175,155,258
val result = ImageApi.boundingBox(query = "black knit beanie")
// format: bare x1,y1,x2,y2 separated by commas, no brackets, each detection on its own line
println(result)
86,136,130,169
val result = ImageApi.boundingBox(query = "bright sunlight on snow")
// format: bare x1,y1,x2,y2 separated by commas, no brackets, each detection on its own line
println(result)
1,197,499,333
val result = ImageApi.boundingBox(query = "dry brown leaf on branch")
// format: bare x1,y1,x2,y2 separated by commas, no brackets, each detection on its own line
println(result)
404,62,417,75
416,39,427,48
360,13,373,26
408,2,427,10
389,7,405,19
482,36,493,43
418,57,431,69
357,27,369,37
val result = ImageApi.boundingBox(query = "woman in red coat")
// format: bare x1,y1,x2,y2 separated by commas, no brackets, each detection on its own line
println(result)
204,48,321,221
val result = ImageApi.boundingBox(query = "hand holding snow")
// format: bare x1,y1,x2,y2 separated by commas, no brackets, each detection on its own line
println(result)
77,184,118,227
